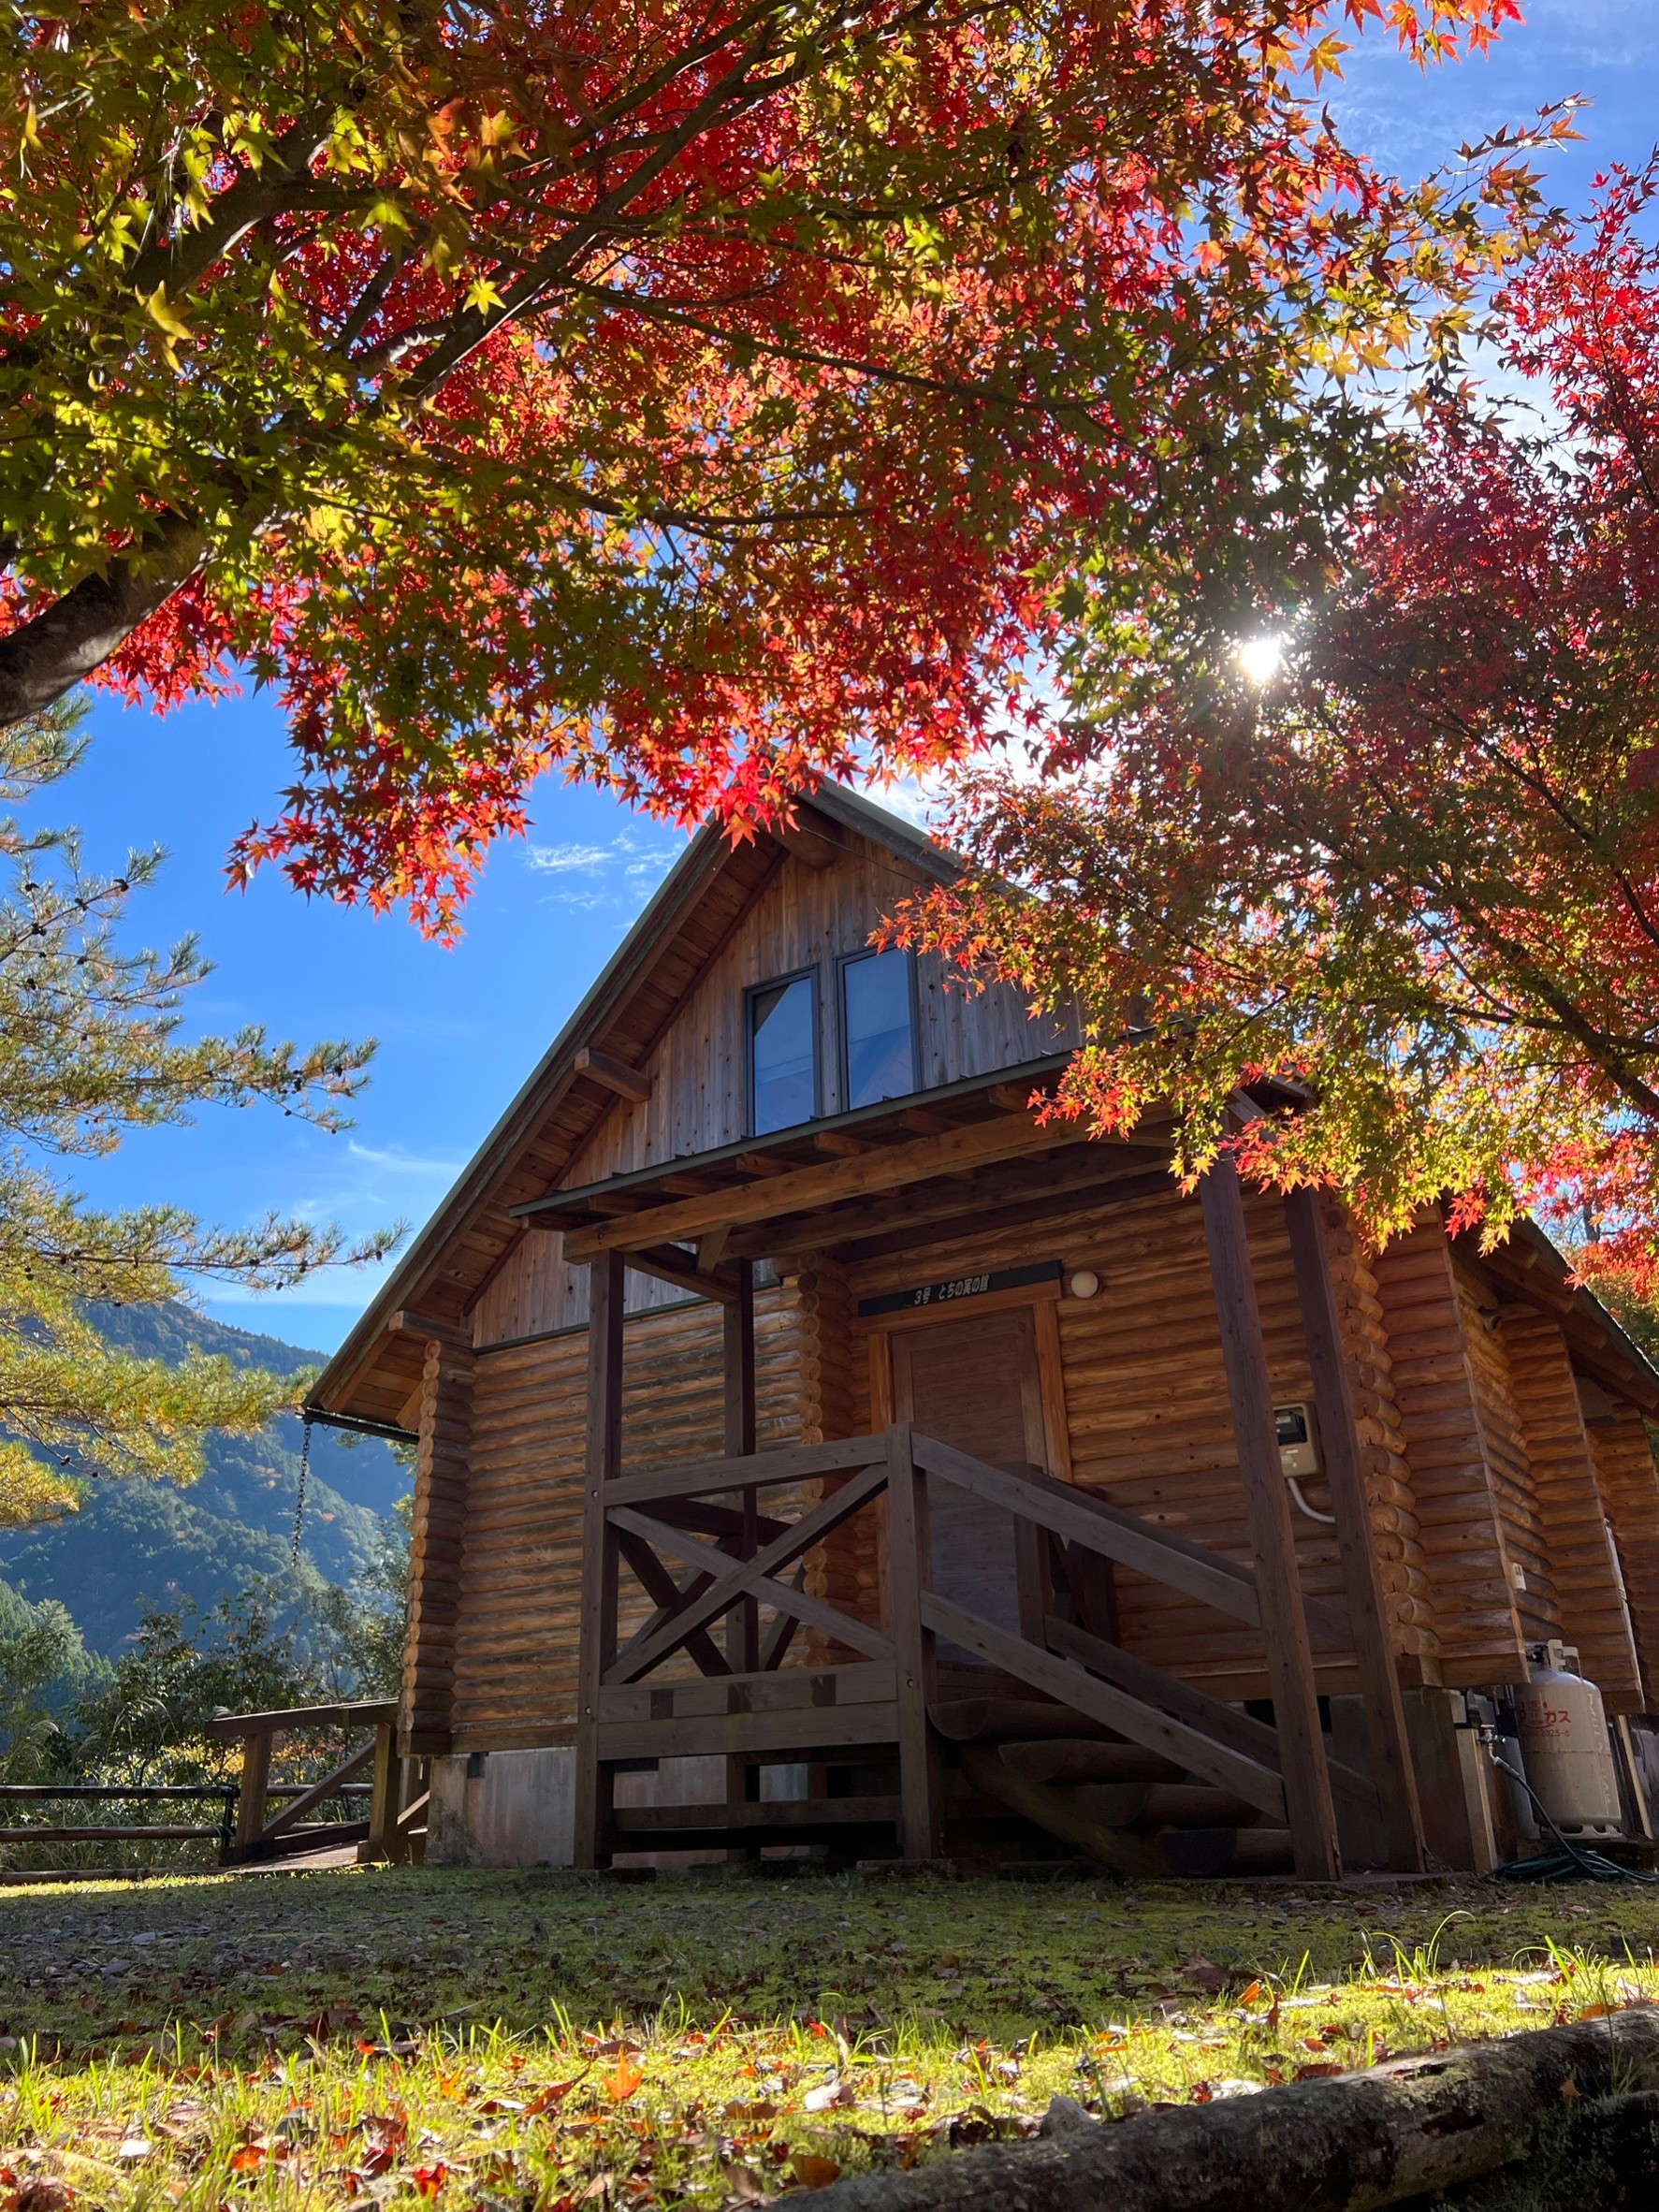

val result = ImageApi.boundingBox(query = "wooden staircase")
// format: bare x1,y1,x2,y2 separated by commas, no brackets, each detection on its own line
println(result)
572,1421,1434,1877
932,1695,1292,1878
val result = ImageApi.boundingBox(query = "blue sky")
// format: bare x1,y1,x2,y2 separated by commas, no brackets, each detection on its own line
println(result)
37,0,1659,1357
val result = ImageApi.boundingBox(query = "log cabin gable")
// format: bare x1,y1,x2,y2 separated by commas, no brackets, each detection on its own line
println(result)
470,823,1082,1346
310,784,1076,1421
546,820,1074,1185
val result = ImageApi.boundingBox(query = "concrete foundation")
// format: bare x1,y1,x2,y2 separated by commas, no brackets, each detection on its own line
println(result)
428,1748,577,1868
426,1750,814,1869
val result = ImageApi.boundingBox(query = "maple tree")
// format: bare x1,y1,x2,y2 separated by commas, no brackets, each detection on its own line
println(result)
0,701,388,1524
5,0,1540,933
898,156,1659,1301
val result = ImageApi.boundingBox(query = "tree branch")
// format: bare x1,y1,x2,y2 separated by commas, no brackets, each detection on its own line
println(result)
124,108,339,303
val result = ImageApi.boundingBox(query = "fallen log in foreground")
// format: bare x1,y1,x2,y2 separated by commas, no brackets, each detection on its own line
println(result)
810,2008,1659,2212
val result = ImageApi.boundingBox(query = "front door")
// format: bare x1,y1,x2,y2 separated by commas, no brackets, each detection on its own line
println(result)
889,1305,1049,1644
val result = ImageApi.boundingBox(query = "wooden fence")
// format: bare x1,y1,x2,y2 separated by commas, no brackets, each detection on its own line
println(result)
205,1699,428,1865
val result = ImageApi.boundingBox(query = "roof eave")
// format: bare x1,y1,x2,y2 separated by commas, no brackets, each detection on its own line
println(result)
307,818,730,1416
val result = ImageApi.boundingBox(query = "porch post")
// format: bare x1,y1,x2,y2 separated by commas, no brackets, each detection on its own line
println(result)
720,1257,761,1836
574,1250,625,1870
723,1257,757,1457
723,1259,760,1672
885,1422,943,1859
1285,1186,1427,1872
722,1258,760,1836
1200,1157,1342,1881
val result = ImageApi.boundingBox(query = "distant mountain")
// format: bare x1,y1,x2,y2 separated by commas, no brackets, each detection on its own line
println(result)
0,1304,410,1652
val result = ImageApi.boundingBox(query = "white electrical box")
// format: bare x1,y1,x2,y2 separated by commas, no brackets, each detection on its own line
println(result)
1275,1402,1320,1479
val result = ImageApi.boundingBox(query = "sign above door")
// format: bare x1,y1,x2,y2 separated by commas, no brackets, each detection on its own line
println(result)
858,1259,1062,1319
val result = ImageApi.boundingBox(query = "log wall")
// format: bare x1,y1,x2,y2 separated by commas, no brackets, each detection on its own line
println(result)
793,1259,882,1660
1370,1222,1527,1688
1504,1311,1642,1709
1587,1404,1659,1716
402,1336,475,1753
415,1189,1659,1754
832,1183,1368,1701
1453,1257,1560,1648
1321,1205,1438,1675
444,1284,803,1750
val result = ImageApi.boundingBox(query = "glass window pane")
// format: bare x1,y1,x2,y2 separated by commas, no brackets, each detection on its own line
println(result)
843,951,914,1108
750,975,817,1132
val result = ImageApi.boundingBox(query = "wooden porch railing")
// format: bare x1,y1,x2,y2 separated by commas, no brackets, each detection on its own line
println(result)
205,1701,427,1866
575,1421,1404,1876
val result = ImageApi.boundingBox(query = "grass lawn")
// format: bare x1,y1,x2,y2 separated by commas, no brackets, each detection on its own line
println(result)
1,1864,1657,2206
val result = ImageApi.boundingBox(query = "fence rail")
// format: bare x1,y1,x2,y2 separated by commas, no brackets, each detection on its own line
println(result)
0,1783,240,1856
0,1752,408,1871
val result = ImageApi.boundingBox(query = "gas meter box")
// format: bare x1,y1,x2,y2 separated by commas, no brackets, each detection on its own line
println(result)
1274,1402,1319,1478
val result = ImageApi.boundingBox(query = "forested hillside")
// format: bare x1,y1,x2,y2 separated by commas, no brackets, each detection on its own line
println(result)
0,1304,409,1652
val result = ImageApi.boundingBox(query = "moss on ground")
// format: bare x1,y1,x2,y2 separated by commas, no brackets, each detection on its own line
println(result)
0,1865,1656,2205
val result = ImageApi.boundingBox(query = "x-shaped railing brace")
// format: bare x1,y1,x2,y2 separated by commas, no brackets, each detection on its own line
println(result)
604,1458,895,1684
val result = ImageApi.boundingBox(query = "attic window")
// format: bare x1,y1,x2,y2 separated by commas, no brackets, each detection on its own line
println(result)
840,948,917,1109
748,969,819,1134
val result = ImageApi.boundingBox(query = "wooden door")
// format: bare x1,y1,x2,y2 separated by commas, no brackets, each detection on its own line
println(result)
889,1306,1050,1644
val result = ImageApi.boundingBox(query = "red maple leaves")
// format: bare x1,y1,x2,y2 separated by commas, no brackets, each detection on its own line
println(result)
899,155,1659,1289
3,0,1534,933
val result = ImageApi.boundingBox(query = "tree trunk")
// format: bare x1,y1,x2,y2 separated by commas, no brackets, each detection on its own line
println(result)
808,2010,1659,2212
0,514,208,726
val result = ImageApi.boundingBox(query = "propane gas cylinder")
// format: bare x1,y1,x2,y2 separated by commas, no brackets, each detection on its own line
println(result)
1513,1647,1623,1838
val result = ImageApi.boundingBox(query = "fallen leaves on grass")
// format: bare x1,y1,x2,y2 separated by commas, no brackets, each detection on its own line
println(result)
4,1868,1659,2212
790,2151,843,2188
6,2181,75,2212
604,2059,645,2103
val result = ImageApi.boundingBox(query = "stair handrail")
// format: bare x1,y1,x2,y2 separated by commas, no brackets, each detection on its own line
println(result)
910,1432,1352,1651
203,1700,402,1865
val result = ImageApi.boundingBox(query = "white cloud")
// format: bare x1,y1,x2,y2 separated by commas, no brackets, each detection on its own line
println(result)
345,1141,464,1177
524,842,617,875
523,828,684,908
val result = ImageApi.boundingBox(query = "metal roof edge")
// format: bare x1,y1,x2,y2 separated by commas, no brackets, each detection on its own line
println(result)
805,782,961,882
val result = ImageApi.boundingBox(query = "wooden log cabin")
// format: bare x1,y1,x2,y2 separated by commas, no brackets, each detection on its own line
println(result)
308,785,1659,1879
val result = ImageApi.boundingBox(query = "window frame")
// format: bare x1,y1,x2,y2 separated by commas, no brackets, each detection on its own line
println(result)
745,964,822,1137
836,944,921,1114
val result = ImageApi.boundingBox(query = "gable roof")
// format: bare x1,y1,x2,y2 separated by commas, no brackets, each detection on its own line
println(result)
307,779,1659,1435
307,785,957,1429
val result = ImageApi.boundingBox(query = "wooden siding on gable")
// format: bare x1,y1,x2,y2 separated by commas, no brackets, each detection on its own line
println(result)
472,833,1080,1348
